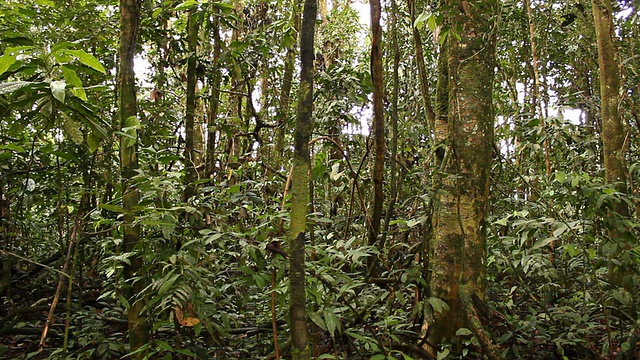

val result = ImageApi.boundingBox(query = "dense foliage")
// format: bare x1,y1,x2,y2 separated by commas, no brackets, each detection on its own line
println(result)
1,0,639,359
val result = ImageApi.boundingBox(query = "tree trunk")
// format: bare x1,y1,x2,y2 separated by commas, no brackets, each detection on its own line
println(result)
206,16,222,179
524,0,551,176
408,0,436,133
427,0,497,352
592,0,631,288
383,0,400,235
367,0,385,272
183,9,200,201
289,0,317,357
117,0,149,358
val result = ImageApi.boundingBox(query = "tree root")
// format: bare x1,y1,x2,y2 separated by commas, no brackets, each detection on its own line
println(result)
459,285,503,360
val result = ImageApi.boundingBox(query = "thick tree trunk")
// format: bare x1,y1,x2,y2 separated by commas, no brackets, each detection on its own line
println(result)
289,0,316,357
117,0,149,358
427,0,497,352
592,0,631,287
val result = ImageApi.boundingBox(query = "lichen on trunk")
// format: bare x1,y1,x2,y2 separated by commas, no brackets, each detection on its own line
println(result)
426,0,497,354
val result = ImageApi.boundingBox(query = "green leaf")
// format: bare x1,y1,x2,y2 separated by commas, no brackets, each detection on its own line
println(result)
427,15,439,32
371,355,386,360
437,348,450,360
0,81,34,95
324,309,341,338
414,11,430,29
87,132,101,152
553,223,568,237
563,244,578,258
99,204,126,213
532,237,557,250
63,49,106,74
211,2,235,11
61,66,87,101
1,36,34,46
427,297,449,314
86,118,110,139
571,176,580,187
175,0,199,11
123,115,141,129
158,272,179,295
0,54,17,76
50,80,66,103
456,328,472,336
309,311,326,330
555,171,566,183
346,330,368,342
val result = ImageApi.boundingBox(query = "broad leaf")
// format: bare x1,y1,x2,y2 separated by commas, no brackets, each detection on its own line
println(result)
61,66,87,101
0,81,34,95
0,54,17,77
63,49,106,74
50,80,66,103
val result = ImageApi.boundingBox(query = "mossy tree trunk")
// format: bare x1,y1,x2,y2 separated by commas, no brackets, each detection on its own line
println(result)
592,0,631,287
427,0,497,352
289,0,316,357
117,0,149,358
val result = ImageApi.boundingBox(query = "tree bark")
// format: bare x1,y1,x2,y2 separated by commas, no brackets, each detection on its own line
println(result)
408,0,436,133
206,16,222,179
117,0,149,358
289,0,317,357
274,5,299,168
183,9,200,201
427,0,497,352
592,0,631,288
367,0,385,270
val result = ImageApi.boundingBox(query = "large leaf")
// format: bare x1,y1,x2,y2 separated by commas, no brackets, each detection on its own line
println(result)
61,66,87,101
50,80,66,103
174,0,199,11
0,46,34,76
87,132,101,152
1,36,34,46
0,81,35,95
63,49,106,74
0,54,17,77
323,309,341,338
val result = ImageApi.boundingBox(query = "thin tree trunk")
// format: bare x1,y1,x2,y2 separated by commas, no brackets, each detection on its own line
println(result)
289,0,317,357
117,0,149,357
524,0,551,176
274,3,301,166
206,16,222,178
383,0,400,235
367,0,385,270
275,46,296,166
592,0,631,288
427,0,497,352
183,9,200,201
408,0,436,133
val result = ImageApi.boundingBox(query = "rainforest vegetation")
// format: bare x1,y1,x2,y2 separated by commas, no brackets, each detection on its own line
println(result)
1,0,640,359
